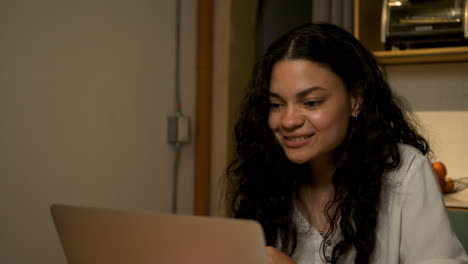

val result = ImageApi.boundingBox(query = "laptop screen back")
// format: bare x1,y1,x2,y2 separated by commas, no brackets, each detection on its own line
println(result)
50,204,268,264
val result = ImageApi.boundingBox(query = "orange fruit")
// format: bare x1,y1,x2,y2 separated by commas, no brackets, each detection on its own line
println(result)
432,161,447,191
432,161,447,178
444,177,454,193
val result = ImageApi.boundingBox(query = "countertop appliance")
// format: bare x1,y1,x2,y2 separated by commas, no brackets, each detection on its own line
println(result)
381,0,468,49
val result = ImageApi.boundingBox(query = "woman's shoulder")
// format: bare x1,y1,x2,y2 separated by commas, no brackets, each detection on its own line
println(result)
384,143,431,186
382,143,437,208
396,143,428,171
397,143,426,159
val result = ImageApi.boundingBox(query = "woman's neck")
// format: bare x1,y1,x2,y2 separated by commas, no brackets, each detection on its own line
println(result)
296,185,335,235
295,156,337,234
307,155,335,188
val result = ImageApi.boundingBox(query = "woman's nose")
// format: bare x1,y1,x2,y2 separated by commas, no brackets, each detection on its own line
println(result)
281,107,305,130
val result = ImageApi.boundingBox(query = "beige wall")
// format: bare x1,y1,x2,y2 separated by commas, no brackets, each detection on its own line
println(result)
386,62,468,181
1,0,196,263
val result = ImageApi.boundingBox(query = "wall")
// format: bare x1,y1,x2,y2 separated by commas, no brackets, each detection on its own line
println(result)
386,62,468,181
1,0,196,263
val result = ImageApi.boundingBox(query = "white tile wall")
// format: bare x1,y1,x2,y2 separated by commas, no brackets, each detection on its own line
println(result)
386,62,468,180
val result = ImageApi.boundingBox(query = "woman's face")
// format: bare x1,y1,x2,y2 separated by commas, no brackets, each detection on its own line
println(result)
268,59,359,165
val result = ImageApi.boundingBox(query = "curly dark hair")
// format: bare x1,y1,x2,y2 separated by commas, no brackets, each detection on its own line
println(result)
223,23,430,264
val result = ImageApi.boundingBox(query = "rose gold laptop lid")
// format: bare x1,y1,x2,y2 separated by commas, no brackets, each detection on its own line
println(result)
50,204,268,264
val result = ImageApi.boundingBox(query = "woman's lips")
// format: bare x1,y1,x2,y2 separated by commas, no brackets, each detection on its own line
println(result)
283,134,314,148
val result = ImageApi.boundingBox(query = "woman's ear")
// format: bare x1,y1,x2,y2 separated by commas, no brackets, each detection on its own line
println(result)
350,85,363,117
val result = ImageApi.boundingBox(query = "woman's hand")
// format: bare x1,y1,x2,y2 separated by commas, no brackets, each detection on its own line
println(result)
266,246,296,264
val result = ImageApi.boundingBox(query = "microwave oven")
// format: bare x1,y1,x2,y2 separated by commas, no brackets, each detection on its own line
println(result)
381,0,468,50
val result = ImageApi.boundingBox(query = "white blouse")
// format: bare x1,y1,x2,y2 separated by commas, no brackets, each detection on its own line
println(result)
290,144,468,264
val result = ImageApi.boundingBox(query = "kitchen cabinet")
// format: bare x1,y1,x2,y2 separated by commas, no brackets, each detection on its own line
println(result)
354,0,468,64
447,208,468,251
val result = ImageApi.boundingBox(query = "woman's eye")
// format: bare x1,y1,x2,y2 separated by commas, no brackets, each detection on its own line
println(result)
304,100,321,107
269,102,282,109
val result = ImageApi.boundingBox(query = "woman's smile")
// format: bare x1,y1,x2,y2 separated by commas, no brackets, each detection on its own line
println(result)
282,133,314,148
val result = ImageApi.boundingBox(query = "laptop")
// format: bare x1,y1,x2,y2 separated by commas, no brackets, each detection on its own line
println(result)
50,204,269,264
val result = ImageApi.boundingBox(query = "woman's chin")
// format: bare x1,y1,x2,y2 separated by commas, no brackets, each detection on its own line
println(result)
285,154,311,165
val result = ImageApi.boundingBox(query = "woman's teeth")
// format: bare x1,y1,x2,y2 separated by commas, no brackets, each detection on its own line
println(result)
287,136,310,141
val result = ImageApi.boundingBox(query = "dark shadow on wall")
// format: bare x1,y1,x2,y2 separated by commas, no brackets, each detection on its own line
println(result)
256,0,312,58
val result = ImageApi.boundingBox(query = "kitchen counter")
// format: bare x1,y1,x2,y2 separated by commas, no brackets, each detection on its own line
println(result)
445,184,468,209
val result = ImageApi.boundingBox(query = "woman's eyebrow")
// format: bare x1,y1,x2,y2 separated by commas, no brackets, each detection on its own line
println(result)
268,86,326,99
268,92,282,99
296,86,325,98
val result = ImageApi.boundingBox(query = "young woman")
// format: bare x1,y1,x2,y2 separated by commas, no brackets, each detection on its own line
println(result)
223,23,468,264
